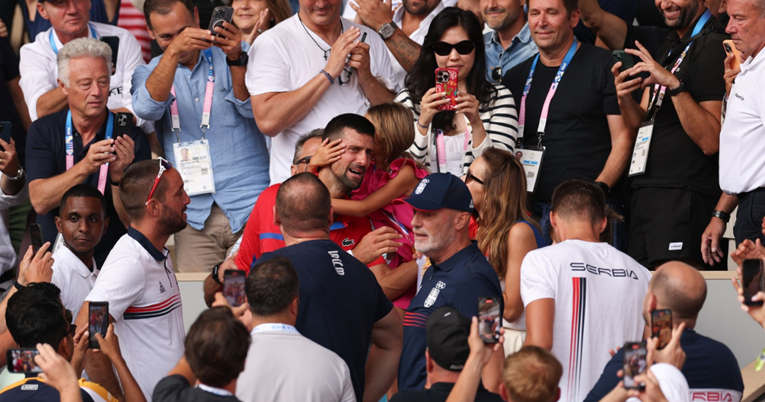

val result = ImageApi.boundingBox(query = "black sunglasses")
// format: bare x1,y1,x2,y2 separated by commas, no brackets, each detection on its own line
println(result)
491,66,502,81
464,171,484,185
432,40,475,56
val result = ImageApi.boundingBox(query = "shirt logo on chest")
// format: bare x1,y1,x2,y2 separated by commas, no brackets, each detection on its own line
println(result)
424,280,446,307
159,281,166,294
342,238,355,247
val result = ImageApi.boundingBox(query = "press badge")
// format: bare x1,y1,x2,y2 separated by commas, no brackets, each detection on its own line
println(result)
629,122,654,177
516,147,544,193
173,140,216,196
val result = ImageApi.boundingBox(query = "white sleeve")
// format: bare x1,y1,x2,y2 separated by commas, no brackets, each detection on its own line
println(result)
520,250,556,307
246,35,292,96
117,31,154,133
19,44,57,122
395,90,430,164
85,256,145,320
339,359,357,402
0,176,28,210
482,85,519,152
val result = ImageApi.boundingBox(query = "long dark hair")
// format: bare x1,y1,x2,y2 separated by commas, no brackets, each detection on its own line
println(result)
404,7,497,131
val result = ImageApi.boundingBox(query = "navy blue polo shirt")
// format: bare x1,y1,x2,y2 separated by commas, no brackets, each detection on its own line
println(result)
584,329,744,402
257,239,394,402
0,375,95,401
398,243,503,391
26,109,151,267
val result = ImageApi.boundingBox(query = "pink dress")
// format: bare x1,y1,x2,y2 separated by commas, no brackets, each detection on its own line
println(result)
351,158,429,309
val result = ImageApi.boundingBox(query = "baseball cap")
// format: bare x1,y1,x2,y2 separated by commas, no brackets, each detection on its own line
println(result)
405,173,475,214
426,306,471,371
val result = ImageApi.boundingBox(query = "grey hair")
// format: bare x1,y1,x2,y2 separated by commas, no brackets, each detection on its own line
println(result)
57,37,113,87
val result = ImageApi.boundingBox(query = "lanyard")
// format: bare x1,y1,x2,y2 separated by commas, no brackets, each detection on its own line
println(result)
251,323,300,334
435,114,472,173
50,24,98,54
519,38,578,148
197,384,233,397
66,111,114,194
645,9,711,121
170,49,215,141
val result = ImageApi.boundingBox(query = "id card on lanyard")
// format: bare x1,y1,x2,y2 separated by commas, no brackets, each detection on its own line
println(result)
170,49,216,196
518,38,578,192
628,10,711,177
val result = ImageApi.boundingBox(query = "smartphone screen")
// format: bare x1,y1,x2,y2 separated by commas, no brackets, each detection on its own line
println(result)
742,259,764,306
651,309,672,350
223,270,246,307
623,342,647,390
7,349,42,374
435,68,458,111
208,6,234,37
29,223,43,255
88,302,109,349
99,36,119,75
478,297,500,343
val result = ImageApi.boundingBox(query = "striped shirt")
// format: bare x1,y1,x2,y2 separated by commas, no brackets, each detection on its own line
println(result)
395,85,518,174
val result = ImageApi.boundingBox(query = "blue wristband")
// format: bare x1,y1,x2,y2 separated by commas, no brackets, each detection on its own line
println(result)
320,70,335,85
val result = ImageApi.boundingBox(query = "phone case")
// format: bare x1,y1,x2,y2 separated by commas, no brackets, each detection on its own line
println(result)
435,68,459,111
88,302,109,349
209,7,234,36
723,40,742,70
114,112,133,138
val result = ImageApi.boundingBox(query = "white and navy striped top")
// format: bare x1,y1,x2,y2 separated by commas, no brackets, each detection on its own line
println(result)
395,85,519,174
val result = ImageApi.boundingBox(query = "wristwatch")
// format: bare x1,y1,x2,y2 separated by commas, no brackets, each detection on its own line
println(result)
5,166,23,181
666,80,687,97
378,21,398,41
212,263,224,284
595,181,610,197
226,52,249,67
712,210,731,223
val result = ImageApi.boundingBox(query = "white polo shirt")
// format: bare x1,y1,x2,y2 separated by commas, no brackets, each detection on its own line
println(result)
85,228,184,401
521,240,651,402
51,245,99,322
246,15,398,184
719,50,765,195
19,22,153,133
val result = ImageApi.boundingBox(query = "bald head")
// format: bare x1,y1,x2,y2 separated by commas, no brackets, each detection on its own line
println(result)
650,262,707,320
275,173,331,235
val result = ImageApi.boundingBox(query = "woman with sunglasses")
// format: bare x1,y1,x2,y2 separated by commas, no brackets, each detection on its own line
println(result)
465,148,545,356
395,7,518,177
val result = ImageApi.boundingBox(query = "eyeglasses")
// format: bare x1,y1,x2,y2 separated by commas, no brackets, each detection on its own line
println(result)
337,67,353,86
464,171,484,185
65,309,73,324
146,158,173,205
295,156,312,172
491,66,502,82
432,41,475,56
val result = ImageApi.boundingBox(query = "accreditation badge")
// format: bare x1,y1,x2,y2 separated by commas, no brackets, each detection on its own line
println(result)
516,147,545,193
629,122,654,177
173,139,216,196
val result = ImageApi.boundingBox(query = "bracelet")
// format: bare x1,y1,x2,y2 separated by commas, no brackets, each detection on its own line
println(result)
320,70,335,85
110,179,120,187
417,120,428,129
13,280,24,291
712,210,731,223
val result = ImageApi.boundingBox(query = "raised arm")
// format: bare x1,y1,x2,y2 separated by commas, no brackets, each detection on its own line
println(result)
332,165,419,217
350,0,422,73
579,0,628,51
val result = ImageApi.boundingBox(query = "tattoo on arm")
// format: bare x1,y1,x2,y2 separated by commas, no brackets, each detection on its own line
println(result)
387,30,421,73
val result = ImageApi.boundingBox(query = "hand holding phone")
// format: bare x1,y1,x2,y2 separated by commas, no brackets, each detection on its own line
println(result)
723,40,742,71
223,270,246,307
29,223,43,255
88,302,110,349
435,68,459,111
612,50,639,81
650,309,672,350
209,6,234,37
742,259,764,306
622,342,647,390
477,297,500,343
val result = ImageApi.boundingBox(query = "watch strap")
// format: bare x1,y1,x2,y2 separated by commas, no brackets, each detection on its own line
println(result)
667,80,687,97
712,210,730,223
226,52,248,67
212,264,223,284
378,21,397,40
5,167,23,181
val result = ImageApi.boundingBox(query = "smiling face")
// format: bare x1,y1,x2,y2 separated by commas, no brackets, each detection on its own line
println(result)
481,0,524,31
725,0,765,58
435,26,476,82
655,0,700,30
232,0,269,32
528,0,579,53
329,129,373,192
60,56,110,120
38,0,91,38
56,196,107,257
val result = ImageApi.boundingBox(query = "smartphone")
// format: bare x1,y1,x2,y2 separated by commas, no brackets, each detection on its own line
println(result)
88,302,109,349
742,259,765,306
651,309,672,350
435,68,459,111
7,349,42,374
208,6,234,37
29,223,42,255
478,297,501,343
223,270,246,307
114,112,133,138
723,40,742,70
0,121,11,152
100,36,119,75
622,342,647,390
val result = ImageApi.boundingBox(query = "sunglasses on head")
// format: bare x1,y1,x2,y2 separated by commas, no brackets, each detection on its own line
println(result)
432,40,475,56
491,66,502,82
145,157,173,205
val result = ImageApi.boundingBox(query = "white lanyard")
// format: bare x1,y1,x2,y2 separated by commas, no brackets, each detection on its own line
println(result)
50,24,98,54
519,38,578,148
170,49,215,140
65,111,114,194
251,323,300,334
197,384,233,397
434,114,472,173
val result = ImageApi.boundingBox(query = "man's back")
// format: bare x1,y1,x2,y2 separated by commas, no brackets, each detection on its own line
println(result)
0,377,113,402
521,240,651,402
236,327,355,402
584,329,744,402
258,239,393,401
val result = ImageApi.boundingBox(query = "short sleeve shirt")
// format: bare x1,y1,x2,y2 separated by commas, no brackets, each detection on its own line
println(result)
399,243,503,391
501,43,620,202
257,239,393,401
25,110,151,266
85,228,184,401
51,245,99,322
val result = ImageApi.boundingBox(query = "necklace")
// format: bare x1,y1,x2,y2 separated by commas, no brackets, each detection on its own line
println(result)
297,14,343,61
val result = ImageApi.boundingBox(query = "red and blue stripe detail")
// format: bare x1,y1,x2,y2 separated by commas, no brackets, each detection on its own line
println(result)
124,294,181,320
567,277,586,401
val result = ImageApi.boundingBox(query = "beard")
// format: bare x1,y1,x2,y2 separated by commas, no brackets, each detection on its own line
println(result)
158,203,187,235
662,0,699,30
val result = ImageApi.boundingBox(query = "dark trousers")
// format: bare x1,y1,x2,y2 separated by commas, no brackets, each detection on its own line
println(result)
735,188,765,246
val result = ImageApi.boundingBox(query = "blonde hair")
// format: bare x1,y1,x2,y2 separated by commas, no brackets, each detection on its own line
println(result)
476,148,539,279
503,346,562,402
365,102,417,170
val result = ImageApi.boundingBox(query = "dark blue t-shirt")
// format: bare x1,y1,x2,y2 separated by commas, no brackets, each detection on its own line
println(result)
26,109,151,267
398,243,503,391
0,376,95,402
257,239,394,402
584,329,744,402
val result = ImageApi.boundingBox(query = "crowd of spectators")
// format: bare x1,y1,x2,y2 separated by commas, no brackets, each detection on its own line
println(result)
0,0,763,400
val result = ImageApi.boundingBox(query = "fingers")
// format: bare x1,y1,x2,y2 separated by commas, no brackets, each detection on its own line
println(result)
34,241,52,260
73,325,88,346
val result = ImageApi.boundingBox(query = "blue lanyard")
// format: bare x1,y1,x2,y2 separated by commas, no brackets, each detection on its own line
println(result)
50,24,99,54
65,111,114,194
519,37,578,148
